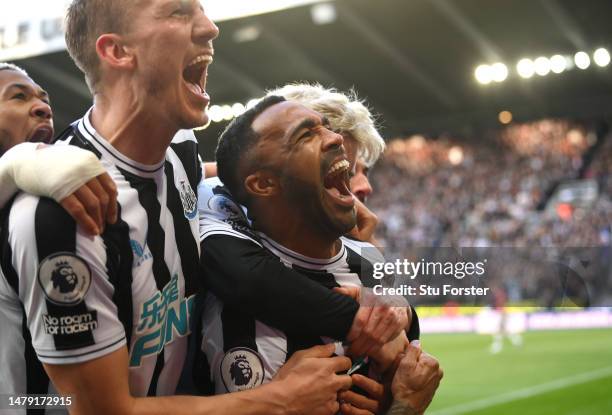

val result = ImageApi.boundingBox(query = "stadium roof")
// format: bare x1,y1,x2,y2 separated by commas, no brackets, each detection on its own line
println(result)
8,0,612,157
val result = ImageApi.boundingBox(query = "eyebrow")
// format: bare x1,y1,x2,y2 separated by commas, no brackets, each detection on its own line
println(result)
288,115,330,140
6,83,50,102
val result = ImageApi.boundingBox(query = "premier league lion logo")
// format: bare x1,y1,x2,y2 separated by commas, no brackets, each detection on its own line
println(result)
220,347,265,392
38,253,92,305
51,261,79,294
230,354,253,386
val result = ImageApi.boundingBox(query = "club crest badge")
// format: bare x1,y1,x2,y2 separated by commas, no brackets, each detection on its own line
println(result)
179,180,198,220
220,347,265,392
208,194,246,222
38,253,92,306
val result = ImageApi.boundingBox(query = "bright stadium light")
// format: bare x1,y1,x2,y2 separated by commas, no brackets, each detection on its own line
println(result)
231,103,246,117
534,57,551,76
550,54,567,74
593,48,611,67
498,110,513,125
448,146,464,165
574,51,591,69
475,65,493,84
517,58,535,79
208,105,224,123
311,3,337,25
491,63,509,82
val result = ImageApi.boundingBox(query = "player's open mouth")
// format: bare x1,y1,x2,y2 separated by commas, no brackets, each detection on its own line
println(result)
183,54,213,102
323,159,355,208
28,124,54,144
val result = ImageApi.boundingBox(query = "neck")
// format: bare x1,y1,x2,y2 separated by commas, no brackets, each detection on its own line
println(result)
252,203,340,259
90,88,177,165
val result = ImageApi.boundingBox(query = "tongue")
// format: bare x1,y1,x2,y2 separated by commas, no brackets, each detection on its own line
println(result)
186,82,202,96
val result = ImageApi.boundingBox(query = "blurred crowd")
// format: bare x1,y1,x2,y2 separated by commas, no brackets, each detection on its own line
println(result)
369,119,612,306
370,119,611,252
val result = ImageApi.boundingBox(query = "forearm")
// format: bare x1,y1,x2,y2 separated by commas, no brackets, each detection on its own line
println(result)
131,384,288,415
202,235,359,339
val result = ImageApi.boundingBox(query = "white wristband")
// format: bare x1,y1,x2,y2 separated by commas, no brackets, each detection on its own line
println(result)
0,142,106,208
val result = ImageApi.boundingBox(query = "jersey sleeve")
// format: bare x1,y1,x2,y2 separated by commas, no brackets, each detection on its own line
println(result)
201,234,359,339
5,194,126,364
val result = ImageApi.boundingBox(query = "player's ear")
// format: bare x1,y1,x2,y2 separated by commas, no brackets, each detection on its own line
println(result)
96,33,135,71
244,171,279,198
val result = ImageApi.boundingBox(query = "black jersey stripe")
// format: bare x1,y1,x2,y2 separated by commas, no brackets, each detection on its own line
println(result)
221,307,258,352
118,168,171,394
346,247,378,289
65,126,102,159
1,205,18,295
164,161,199,296
170,141,201,191
35,198,96,351
22,308,50,415
101,203,135,347
119,168,172,290
147,350,165,397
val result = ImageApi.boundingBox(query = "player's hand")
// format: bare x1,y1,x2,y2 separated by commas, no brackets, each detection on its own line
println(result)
339,373,388,415
274,344,353,415
369,332,409,375
390,341,443,415
60,173,118,235
335,287,410,357
347,197,378,244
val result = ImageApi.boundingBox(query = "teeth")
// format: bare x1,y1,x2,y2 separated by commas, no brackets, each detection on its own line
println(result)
328,160,350,175
188,54,213,67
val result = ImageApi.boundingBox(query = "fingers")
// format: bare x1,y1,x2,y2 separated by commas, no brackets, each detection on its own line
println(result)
60,195,100,235
351,374,385,401
339,402,374,415
404,342,423,361
347,305,372,343
334,373,353,392
73,184,102,233
339,390,379,414
330,355,352,373
294,343,336,359
368,308,401,346
97,173,118,224
85,178,108,232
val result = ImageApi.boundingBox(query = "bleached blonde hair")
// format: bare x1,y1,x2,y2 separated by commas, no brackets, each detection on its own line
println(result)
265,83,385,166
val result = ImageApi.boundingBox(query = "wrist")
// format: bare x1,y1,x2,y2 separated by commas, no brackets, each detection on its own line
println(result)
386,399,419,415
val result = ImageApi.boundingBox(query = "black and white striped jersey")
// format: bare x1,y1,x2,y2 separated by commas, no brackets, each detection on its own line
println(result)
0,108,202,404
201,233,379,394
197,178,384,394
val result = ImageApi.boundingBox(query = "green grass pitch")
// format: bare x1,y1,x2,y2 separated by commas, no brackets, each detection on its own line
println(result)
422,329,612,414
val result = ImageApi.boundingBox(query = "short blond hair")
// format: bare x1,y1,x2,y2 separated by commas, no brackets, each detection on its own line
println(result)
65,0,132,92
266,83,385,166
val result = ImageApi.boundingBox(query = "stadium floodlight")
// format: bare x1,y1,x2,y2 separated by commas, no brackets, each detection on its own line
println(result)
246,99,260,110
231,103,247,117
498,110,513,125
448,146,464,165
208,105,224,123
491,63,509,82
517,58,535,79
593,48,611,67
574,51,591,69
550,54,567,74
311,3,337,25
220,105,235,121
534,57,551,76
475,65,493,84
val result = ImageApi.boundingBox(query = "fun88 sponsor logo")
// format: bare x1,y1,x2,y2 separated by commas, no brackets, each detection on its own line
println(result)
129,275,195,367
